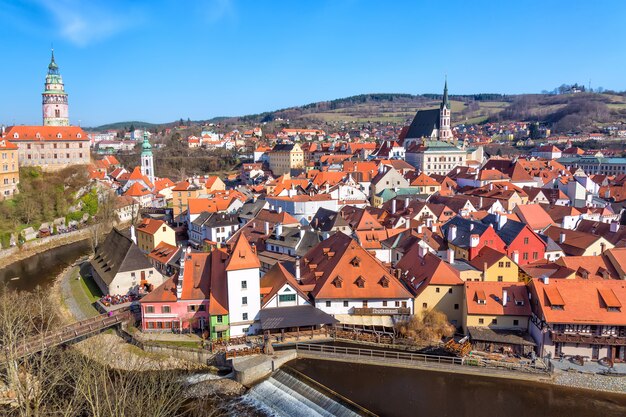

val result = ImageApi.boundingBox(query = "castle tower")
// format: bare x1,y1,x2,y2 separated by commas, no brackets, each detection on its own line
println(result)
140,131,155,185
42,50,70,126
438,79,453,143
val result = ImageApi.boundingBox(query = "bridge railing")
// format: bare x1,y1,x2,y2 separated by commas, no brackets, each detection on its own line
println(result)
294,343,550,373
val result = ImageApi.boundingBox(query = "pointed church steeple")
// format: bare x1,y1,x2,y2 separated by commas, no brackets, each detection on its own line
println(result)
441,77,450,110
48,49,59,74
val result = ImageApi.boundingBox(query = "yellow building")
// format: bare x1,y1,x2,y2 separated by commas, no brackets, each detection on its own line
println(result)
469,247,520,282
462,281,531,335
172,180,206,217
0,138,19,200
269,143,304,176
396,245,465,328
135,218,176,254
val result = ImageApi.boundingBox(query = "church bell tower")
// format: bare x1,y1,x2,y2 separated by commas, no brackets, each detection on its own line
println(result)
140,131,155,185
439,79,453,143
42,49,70,126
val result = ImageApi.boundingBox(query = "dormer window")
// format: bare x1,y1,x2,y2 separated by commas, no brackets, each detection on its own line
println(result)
332,276,343,288
379,277,389,288
35,133,41,139
13,133,18,139
577,267,589,279
476,290,487,305
57,133,62,139
355,276,365,288
350,256,361,267
77,133,81,138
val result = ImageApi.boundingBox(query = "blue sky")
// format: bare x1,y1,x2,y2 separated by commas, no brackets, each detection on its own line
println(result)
1,0,625,126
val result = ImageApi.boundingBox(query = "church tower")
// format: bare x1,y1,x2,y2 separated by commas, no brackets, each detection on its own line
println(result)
438,79,453,143
42,50,70,126
140,131,155,185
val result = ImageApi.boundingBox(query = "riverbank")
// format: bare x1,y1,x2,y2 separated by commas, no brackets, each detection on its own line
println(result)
0,228,92,270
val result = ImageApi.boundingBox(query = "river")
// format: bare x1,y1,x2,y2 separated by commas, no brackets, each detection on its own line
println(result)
279,358,626,417
0,239,91,291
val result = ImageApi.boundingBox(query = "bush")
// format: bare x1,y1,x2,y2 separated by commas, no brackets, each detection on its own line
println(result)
395,309,455,344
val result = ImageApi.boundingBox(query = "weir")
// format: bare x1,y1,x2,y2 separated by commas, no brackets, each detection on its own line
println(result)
242,369,363,417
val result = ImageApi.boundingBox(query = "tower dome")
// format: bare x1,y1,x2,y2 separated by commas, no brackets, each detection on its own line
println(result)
42,49,69,126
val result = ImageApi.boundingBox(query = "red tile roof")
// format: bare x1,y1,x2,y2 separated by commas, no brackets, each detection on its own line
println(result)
4,125,89,141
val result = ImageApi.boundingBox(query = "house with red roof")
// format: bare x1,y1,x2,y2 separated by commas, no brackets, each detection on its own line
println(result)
529,278,626,361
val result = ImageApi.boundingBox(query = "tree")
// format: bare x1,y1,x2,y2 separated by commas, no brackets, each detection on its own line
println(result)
528,123,541,139
395,309,455,344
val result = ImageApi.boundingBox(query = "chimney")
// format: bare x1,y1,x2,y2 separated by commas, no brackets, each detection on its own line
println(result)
431,223,437,233
130,225,137,245
295,258,301,283
470,234,480,248
497,213,507,230
447,248,455,264
264,221,270,236
275,223,283,238
610,221,620,233
448,224,457,241
502,289,508,306
418,244,428,259
325,183,330,194
277,206,283,213
489,183,494,191
479,196,483,208
600,242,606,253
543,275,550,285
512,250,519,264
299,227,305,239
417,224,423,234
605,190,611,199
391,199,397,214
405,197,410,209
177,246,190,299
559,232,566,244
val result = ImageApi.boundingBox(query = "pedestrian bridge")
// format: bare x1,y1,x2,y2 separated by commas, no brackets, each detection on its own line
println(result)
11,310,131,359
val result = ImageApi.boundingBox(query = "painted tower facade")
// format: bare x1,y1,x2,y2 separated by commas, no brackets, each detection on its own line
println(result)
42,50,70,126
438,80,453,142
140,131,155,185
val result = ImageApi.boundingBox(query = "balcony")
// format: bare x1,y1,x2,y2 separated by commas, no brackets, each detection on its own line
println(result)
550,331,626,346
351,307,411,316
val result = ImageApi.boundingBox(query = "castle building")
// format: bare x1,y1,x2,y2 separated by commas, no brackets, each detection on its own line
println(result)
140,131,155,184
42,50,70,126
1,51,90,171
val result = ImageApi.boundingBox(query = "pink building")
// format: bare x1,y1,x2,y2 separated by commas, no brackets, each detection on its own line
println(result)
140,249,211,332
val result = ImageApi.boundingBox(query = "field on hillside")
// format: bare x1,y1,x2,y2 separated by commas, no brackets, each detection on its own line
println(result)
291,99,509,125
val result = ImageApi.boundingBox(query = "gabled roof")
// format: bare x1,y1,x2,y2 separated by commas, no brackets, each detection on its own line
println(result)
530,278,626,325
404,108,440,139
136,218,167,235
260,262,310,307
298,233,412,300
4,125,89,141
513,204,554,231
465,282,531,316
468,246,512,270
90,228,152,290
225,233,261,271
396,243,463,296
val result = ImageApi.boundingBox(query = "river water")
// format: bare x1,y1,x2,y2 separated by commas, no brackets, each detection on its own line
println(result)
285,358,626,417
0,239,91,291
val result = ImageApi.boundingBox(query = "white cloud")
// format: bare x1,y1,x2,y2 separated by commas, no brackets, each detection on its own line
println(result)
35,0,143,47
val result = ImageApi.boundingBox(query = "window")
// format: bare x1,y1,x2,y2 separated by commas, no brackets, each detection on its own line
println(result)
523,237,529,244
242,297,248,306
395,301,400,307
241,280,247,289
523,253,528,261
478,318,484,324
279,294,296,303
513,319,519,326
435,287,440,293
454,304,459,310
533,252,538,260
363,300,368,307
382,301,387,307
498,276,503,282
242,313,248,321
145,306,154,313
131,272,136,277
448,288,452,294
505,262,511,267
325,300,331,307
498,262,504,268
188,305,196,312
343,300,349,307
422,303,428,309
217,315,223,323
198,305,206,311
492,318,498,324
161,306,171,313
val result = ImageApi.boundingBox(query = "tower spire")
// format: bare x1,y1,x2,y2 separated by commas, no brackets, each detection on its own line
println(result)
441,76,449,110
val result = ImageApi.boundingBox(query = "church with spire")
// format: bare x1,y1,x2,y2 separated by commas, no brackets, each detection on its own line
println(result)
402,80,484,176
